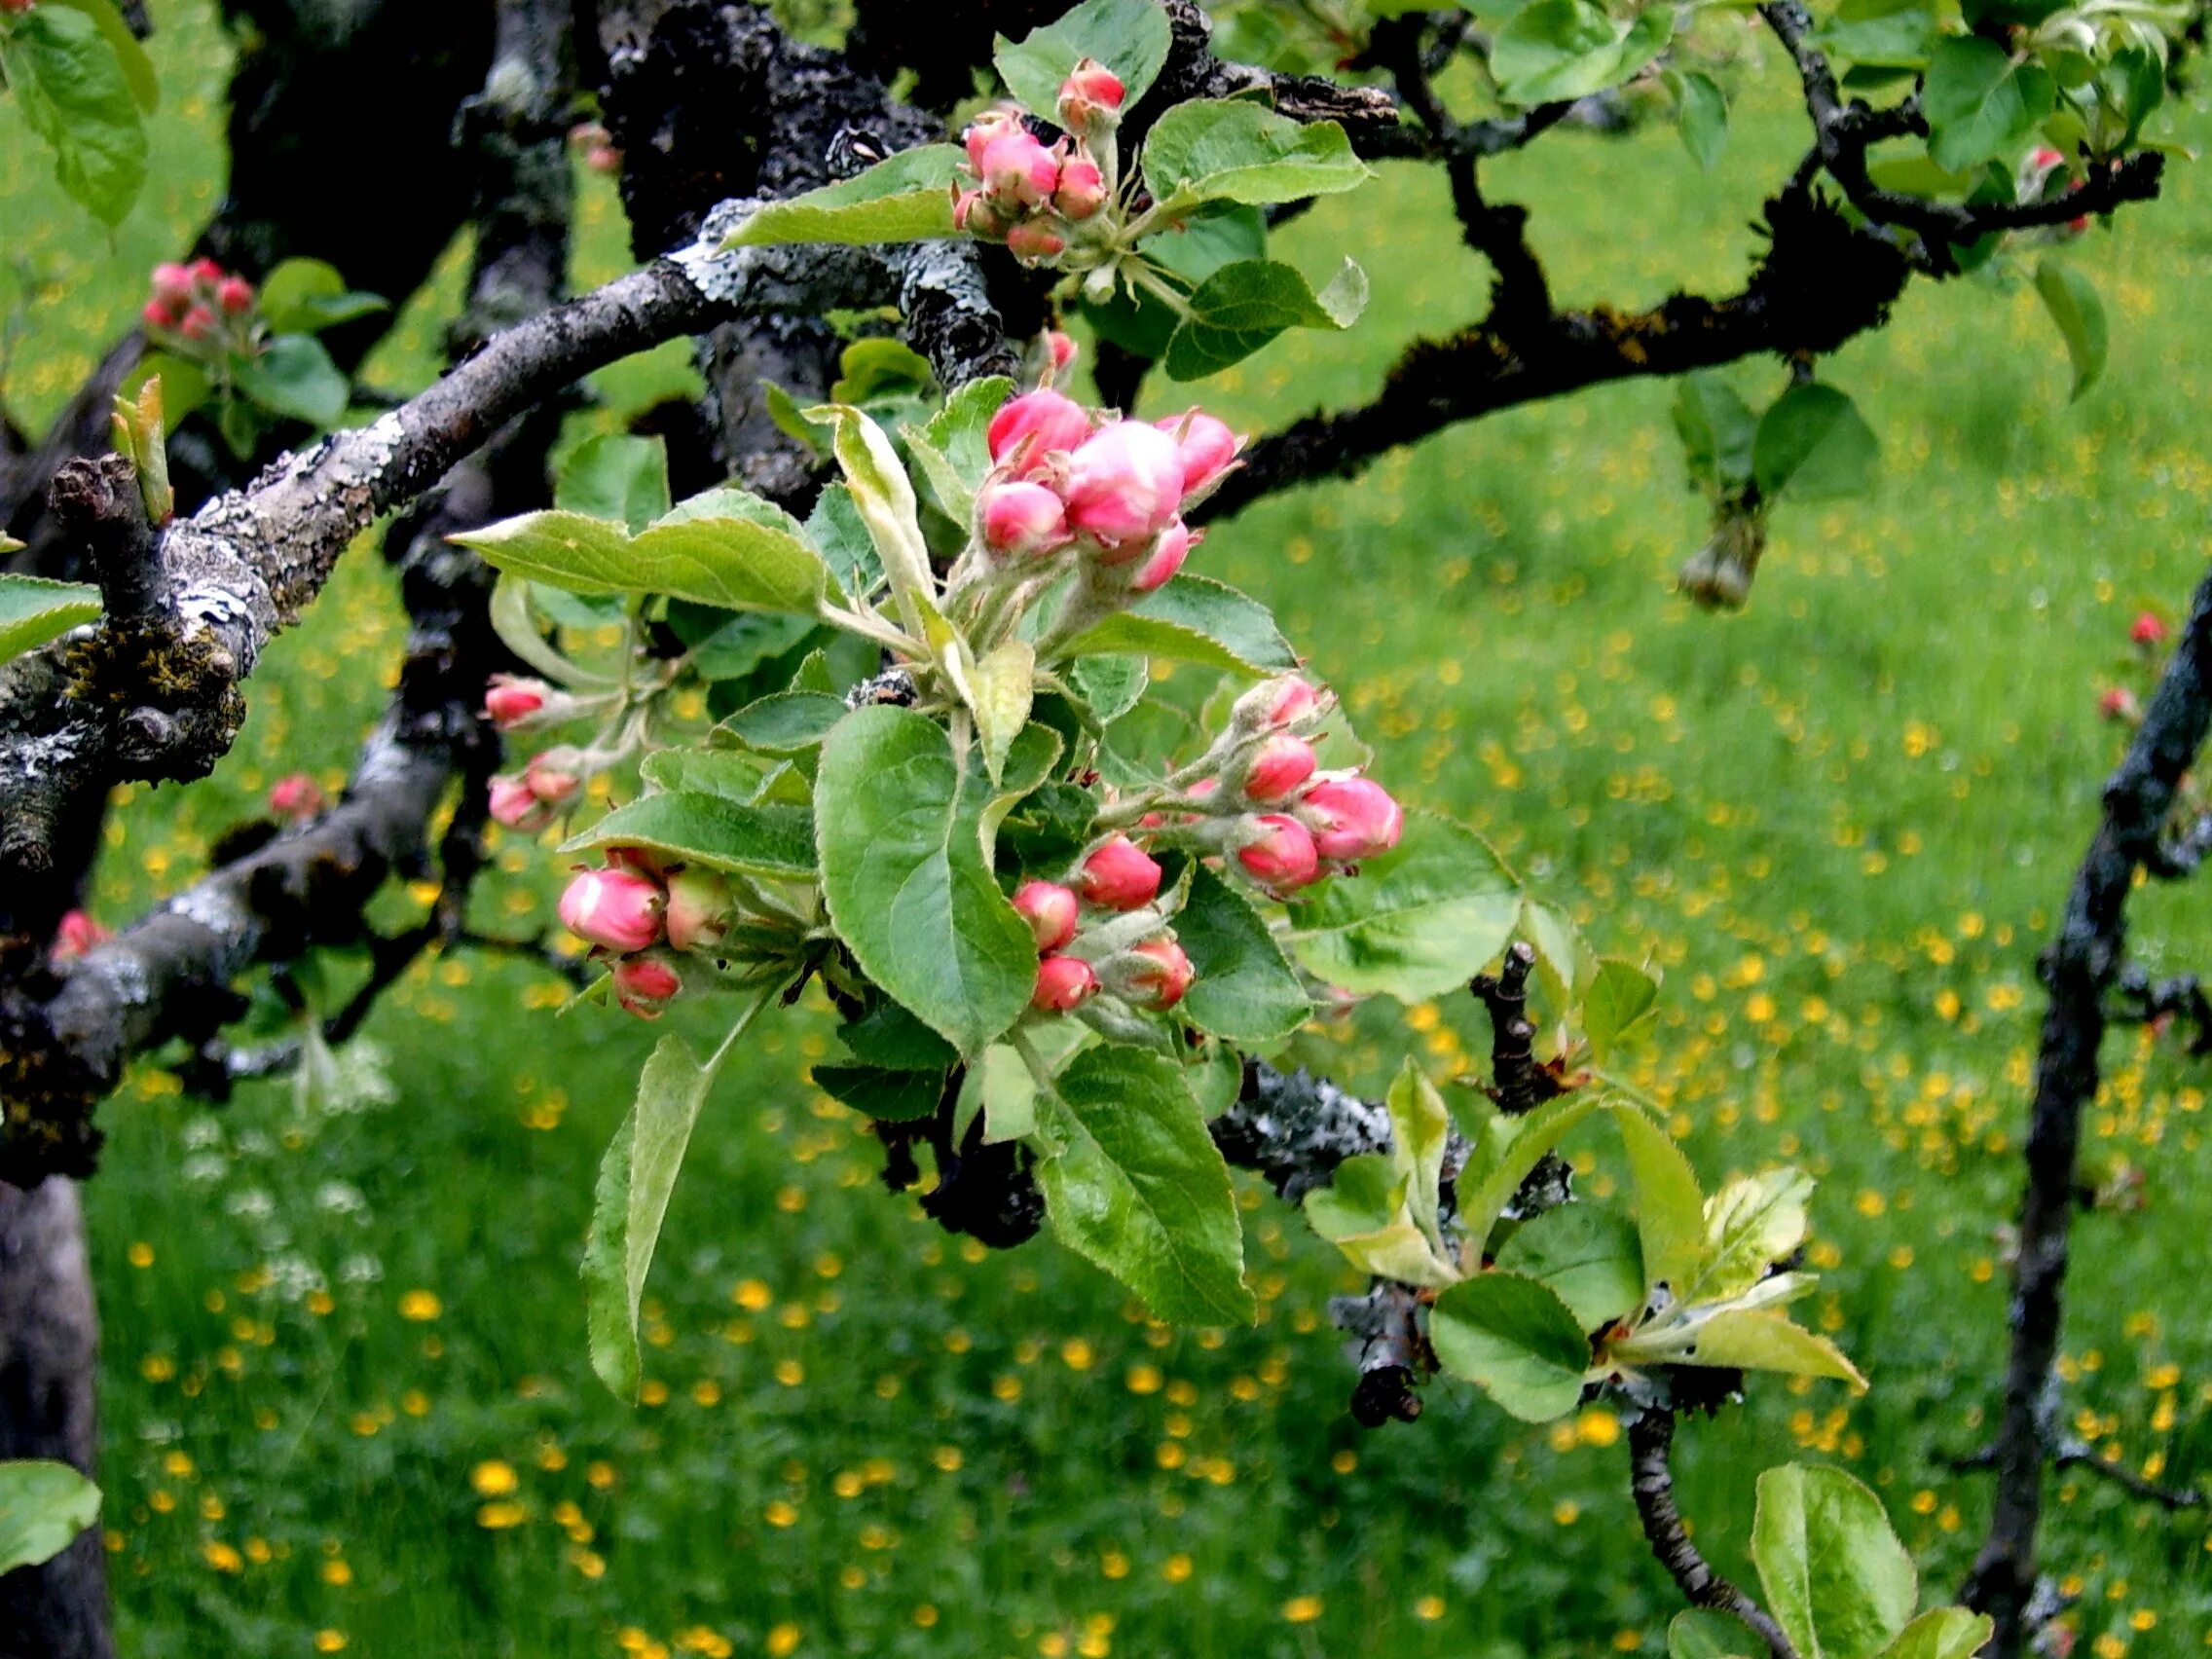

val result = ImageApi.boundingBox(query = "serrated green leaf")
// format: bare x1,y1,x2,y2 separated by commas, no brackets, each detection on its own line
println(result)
1751,1463,1917,1659
1068,654,1149,723
1818,0,1938,69
1674,372,1758,494
0,7,146,225
815,706,1037,1056
1671,68,1727,170
1696,1167,1814,1304
0,573,103,665
1430,1270,1591,1420
560,793,816,879
714,690,848,756
1753,383,1880,501
1490,0,1672,107
1924,38,2053,173
2033,257,2108,401
0,1460,101,1575
1458,1091,1614,1244
637,749,770,802
1584,957,1660,1058
994,0,1173,119
721,145,964,248
1612,1107,1706,1296
1056,572,1297,675
237,334,349,426
254,256,387,334
811,1062,945,1122
1161,255,1368,381
1877,1608,1995,1659
454,503,831,616
1669,1608,1762,1659
1174,865,1310,1044
557,433,672,532
1495,1202,1644,1330
1035,1045,1256,1326
1287,813,1522,1002
1680,1310,1869,1388
970,639,1036,785
1142,99,1371,208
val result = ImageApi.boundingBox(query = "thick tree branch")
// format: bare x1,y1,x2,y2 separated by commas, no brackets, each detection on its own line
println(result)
1629,1408,1799,1659
1962,564,2212,1656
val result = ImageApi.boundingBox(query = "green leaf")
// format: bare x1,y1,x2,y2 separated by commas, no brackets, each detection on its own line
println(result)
1034,1045,1256,1326
560,793,816,880
236,334,350,426
2033,258,2108,402
583,1033,727,1400
815,706,1037,1056
1752,384,1879,501
994,0,1173,119
123,351,209,425
1429,1271,1591,1420
46,0,154,110
1682,1310,1868,1388
811,403,939,635
1751,1464,1918,1659
1674,373,1758,494
1288,813,1522,1001
715,689,848,756
907,374,1014,525
811,1063,945,1122
1457,1091,1613,1242
1495,1203,1644,1330
557,433,672,532
1924,38,2052,173
1583,958,1660,1058
0,573,102,665
1696,1167,1814,1304
1613,1107,1706,1296
638,749,769,802
1671,68,1728,170
1490,0,1673,107
1669,1609,1763,1659
1517,895,1589,1007
970,639,1036,785
1088,208,1264,359
254,257,387,334
1174,865,1310,1044
1387,1056,1453,1247
1877,1609,1995,1659
1304,1152,1404,1239
805,483,881,599
1161,256,1369,381
832,337,935,405
1068,654,1149,723
1818,0,1938,69
0,7,146,225
721,145,965,248
838,999,959,1071
1141,99,1371,208
957,1043,1042,1144
1056,572,1297,674
454,504,831,616
0,1460,101,1575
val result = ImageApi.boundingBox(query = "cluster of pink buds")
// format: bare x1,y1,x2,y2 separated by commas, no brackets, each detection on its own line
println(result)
953,59,1124,268
487,755,580,834
142,258,256,348
569,121,622,176
2130,610,2168,646
482,674,601,733
1015,837,1193,1018
556,851,742,1018
268,772,327,821
975,387,1242,593
49,908,109,963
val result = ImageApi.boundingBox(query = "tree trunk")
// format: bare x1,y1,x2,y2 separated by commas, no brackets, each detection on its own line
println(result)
0,1180,109,1659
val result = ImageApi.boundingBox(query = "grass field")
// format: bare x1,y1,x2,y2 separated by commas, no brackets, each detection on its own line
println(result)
8,4,2212,1656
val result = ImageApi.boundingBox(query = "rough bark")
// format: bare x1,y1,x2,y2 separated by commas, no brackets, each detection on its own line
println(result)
1628,1408,1797,1659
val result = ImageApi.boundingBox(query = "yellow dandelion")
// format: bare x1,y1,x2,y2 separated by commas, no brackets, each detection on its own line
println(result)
1282,1596,1324,1624
469,1460,518,1497
397,1290,441,1322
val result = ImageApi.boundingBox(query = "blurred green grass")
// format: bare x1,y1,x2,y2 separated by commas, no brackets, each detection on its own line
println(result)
9,4,2212,1657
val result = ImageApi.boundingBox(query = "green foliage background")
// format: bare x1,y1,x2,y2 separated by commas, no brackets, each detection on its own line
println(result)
6,3,2212,1654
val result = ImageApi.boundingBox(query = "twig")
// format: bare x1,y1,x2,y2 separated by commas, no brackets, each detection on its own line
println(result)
1949,1440,2205,1513
1629,1408,1800,1659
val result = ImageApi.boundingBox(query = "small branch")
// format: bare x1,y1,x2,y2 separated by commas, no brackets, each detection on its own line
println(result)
2105,962,2212,1055
1949,1440,2205,1513
1471,940,1542,1115
1629,1408,1800,1659
1963,563,2212,1656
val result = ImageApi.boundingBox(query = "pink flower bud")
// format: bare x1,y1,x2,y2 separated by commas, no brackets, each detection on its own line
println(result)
1155,410,1244,498
1235,675,1320,731
1078,834,1161,910
216,276,255,314
2130,611,2167,645
526,756,579,805
559,866,666,953
952,188,1002,237
2031,146,2064,169
980,480,1069,557
1053,157,1106,220
664,866,733,953
963,105,1025,172
1241,735,1315,803
2099,686,2138,721
585,144,622,175
1014,880,1081,952
1056,57,1124,135
978,130,1060,209
1236,815,1320,892
488,773,549,830
1300,777,1404,863
483,674,550,729
613,955,683,1019
1128,520,1193,594
1119,937,1194,1011
180,306,218,342
51,908,109,961
268,772,326,819
1033,953,1099,1013
189,257,225,284
987,388,1093,473
1061,421,1185,551
1006,220,1067,263
1048,330,1079,372
141,299,177,332
150,262,195,307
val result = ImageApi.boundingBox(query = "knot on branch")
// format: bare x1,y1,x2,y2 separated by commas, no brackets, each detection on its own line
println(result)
1749,191,1912,354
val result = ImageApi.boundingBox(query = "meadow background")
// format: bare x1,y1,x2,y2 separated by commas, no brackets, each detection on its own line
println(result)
7,3,2212,1655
